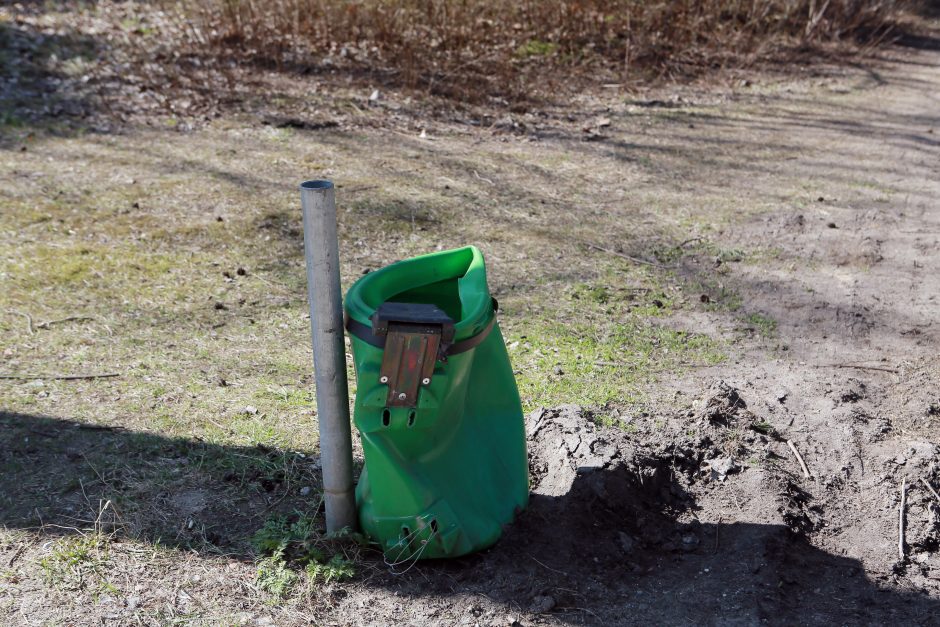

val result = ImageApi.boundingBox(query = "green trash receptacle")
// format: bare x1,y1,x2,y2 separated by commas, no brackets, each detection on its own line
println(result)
343,245,528,560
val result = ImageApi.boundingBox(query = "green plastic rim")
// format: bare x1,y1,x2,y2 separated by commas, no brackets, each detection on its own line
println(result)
344,246,494,342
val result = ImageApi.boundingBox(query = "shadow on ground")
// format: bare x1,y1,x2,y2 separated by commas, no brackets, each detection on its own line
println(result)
2,409,936,624
0,19,100,141
0,409,321,552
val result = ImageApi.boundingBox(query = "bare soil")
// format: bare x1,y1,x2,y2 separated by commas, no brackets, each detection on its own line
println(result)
2,5,940,625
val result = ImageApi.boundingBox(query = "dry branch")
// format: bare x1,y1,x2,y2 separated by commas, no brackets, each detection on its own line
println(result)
588,243,676,269
899,478,907,560
786,439,812,479
816,363,899,374
920,477,940,507
35,315,96,329
6,310,34,335
0,373,121,381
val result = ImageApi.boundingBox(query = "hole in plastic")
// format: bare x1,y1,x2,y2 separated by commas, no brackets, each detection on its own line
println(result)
300,179,333,190
407,410,416,427
430,519,438,534
382,408,390,427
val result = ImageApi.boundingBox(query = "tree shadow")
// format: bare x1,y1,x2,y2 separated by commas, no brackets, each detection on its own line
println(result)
0,409,323,554
0,19,101,143
4,408,937,624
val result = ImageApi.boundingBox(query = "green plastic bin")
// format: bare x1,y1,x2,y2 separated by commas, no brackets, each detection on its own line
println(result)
343,245,528,560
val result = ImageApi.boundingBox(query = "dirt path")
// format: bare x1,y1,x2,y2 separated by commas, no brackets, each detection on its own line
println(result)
1,25,939,626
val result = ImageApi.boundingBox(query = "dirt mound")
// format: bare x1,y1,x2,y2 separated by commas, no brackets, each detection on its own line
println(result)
413,398,938,624
520,405,704,563
697,380,752,425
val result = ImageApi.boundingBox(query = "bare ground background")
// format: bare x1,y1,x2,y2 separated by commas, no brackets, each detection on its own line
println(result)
2,2,940,625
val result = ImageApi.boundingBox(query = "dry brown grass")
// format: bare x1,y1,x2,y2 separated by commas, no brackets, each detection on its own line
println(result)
179,0,908,101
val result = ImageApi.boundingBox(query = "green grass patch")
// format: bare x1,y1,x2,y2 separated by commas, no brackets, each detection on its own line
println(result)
743,312,777,337
508,315,724,410
39,533,116,595
517,39,558,57
687,276,743,311
254,385,315,410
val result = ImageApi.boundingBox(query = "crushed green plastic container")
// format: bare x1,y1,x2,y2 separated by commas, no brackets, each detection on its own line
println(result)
344,245,528,560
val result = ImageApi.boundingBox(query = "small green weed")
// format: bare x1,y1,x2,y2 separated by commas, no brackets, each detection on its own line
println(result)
39,533,114,593
516,39,558,57
256,557,298,599
749,421,777,437
251,513,366,600
743,312,777,337
251,513,318,558
716,248,745,263
570,283,612,305
690,277,742,312
305,554,356,583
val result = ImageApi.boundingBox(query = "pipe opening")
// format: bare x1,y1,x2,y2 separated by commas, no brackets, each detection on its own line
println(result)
300,179,334,190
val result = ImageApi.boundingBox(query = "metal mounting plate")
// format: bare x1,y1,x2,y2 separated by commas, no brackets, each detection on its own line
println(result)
379,322,440,407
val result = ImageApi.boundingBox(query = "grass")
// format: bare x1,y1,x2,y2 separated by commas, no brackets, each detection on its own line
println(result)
2,30,881,617
39,534,115,595
251,514,361,599
744,312,778,338
509,316,724,410
0,112,735,614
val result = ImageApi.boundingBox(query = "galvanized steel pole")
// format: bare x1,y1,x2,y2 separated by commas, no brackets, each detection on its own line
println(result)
300,179,357,532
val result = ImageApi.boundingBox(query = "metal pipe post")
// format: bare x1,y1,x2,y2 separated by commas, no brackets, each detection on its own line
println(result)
300,179,357,532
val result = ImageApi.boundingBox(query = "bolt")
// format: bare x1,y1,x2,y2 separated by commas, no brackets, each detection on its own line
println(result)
398,392,407,401
422,378,431,385
380,376,388,384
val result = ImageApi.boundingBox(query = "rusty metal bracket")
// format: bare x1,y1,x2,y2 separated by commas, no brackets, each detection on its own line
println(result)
373,302,454,407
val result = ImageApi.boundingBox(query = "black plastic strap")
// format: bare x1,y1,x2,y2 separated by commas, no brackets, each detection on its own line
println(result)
345,315,384,348
439,314,495,360
345,298,498,359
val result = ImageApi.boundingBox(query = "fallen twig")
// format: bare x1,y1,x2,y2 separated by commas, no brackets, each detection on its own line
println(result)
677,236,704,248
472,170,495,186
206,416,233,433
587,243,677,269
6,310,34,335
786,439,812,479
35,315,96,329
899,478,907,561
714,514,721,555
529,555,567,576
816,363,899,374
0,373,121,381
7,545,25,567
920,477,940,507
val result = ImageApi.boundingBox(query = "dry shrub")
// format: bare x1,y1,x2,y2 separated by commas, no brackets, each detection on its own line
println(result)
179,0,907,101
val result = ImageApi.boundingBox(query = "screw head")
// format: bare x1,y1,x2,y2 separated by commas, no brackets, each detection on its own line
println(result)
398,392,407,400
422,377,431,385
379,376,388,384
